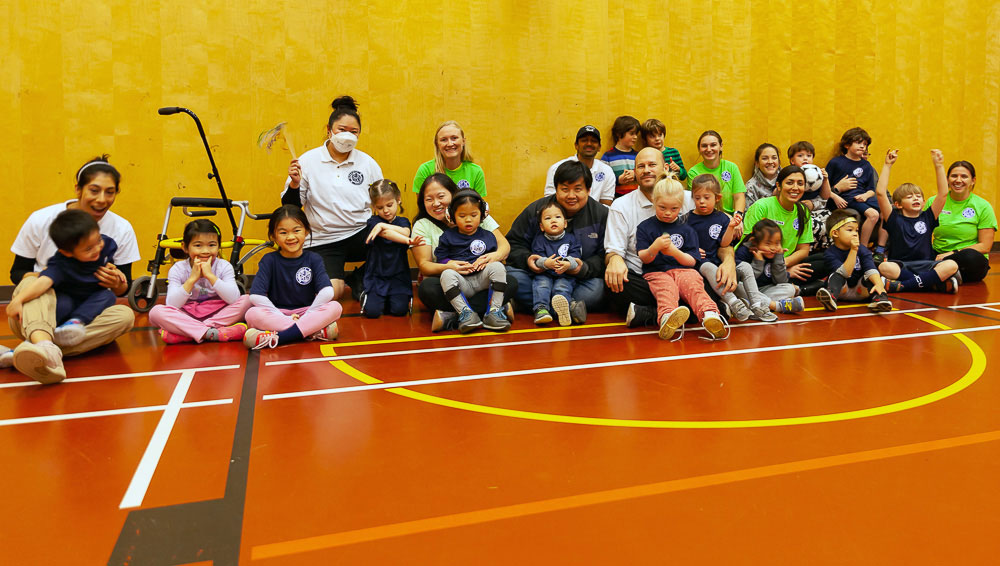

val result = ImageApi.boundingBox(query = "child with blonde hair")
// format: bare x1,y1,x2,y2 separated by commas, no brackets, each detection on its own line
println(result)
636,175,727,340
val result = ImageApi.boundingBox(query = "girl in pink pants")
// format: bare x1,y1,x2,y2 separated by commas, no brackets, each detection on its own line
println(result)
243,205,342,349
149,220,250,344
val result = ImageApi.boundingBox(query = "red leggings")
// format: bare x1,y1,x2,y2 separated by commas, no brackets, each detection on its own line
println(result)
643,269,718,321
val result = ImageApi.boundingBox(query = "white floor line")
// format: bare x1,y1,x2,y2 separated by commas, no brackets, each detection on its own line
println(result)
0,364,241,390
265,307,939,367
119,370,197,509
0,398,232,427
263,323,1000,401
974,305,1000,314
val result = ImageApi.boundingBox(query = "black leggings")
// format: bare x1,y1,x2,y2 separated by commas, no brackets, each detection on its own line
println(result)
940,248,991,283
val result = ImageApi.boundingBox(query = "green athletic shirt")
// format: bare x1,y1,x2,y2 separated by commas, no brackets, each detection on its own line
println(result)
412,160,486,197
740,196,813,256
686,159,746,214
925,193,997,257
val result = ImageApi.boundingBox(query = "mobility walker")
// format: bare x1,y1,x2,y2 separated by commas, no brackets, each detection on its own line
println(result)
127,107,273,312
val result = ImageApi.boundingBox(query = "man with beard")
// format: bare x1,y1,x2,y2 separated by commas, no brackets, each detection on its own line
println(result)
604,148,738,326
544,125,615,206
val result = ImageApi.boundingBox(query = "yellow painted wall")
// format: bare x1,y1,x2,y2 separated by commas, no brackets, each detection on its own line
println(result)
3,0,999,280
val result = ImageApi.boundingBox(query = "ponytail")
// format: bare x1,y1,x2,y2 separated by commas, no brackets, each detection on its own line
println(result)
795,202,807,238
327,95,361,130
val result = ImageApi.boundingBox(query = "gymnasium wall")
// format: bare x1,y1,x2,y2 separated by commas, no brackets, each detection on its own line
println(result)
3,0,999,279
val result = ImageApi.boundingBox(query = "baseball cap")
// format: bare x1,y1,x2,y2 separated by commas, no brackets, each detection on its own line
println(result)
576,125,601,143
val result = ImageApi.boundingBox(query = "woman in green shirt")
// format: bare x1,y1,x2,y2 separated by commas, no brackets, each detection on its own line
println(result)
411,121,487,196
926,160,996,282
686,130,746,217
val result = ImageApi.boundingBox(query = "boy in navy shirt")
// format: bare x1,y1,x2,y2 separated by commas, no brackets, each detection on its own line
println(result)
817,209,892,312
529,201,584,326
6,209,123,347
635,177,726,340
437,191,511,333
826,127,883,249
875,149,960,294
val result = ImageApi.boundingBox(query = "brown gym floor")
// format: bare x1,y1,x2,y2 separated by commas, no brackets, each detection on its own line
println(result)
2,259,999,565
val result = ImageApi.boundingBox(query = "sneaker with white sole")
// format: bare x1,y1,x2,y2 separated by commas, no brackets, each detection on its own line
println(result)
482,308,511,331
726,300,753,322
457,309,483,334
534,308,553,325
569,300,587,325
868,292,893,313
626,303,657,328
310,322,339,341
244,328,280,349
551,294,571,327
658,306,690,340
53,318,86,347
0,345,15,369
12,340,66,384
815,288,838,312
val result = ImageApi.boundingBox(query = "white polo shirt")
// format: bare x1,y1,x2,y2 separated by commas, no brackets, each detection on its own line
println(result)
543,155,616,203
11,200,141,271
282,144,383,246
605,188,693,273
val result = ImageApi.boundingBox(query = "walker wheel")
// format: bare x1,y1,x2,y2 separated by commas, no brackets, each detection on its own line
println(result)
127,276,159,313
235,273,250,295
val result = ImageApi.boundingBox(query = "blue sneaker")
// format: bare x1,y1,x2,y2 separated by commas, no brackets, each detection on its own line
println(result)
457,309,483,334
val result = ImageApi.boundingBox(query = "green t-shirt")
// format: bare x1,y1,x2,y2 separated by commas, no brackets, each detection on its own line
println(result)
686,159,746,214
926,193,997,256
740,196,813,256
412,160,487,197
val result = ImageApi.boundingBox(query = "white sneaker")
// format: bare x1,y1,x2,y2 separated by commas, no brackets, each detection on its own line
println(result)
0,345,14,369
702,311,729,340
310,322,339,341
13,340,66,384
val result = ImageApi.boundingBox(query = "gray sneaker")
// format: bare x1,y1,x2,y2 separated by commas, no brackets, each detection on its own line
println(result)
750,306,779,322
569,300,587,325
12,340,66,384
0,345,13,369
431,310,458,333
727,300,753,322
457,309,483,334
534,308,553,325
482,308,511,331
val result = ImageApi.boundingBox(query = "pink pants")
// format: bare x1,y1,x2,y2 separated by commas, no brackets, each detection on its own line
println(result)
245,301,342,336
149,296,251,342
644,269,718,321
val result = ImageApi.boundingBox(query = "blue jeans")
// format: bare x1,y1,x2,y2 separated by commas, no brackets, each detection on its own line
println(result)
506,266,605,312
531,274,576,312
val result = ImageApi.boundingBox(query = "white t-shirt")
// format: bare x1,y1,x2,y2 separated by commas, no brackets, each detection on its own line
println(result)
281,144,384,246
543,155,616,203
11,200,141,271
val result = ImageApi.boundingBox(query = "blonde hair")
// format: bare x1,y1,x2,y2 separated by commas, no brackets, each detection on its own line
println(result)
651,174,685,205
892,183,923,204
433,120,475,173
690,173,722,211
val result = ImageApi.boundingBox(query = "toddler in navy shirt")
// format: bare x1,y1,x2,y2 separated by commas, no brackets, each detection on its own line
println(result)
528,201,585,326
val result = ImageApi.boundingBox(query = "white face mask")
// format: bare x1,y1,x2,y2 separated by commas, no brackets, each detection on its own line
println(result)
330,131,358,153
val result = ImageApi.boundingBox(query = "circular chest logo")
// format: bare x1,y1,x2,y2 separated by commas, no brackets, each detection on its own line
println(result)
470,239,487,255
595,172,605,182
914,221,927,234
764,264,772,278
853,167,864,178
557,243,570,257
294,266,313,285
792,218,800,230
709,223,723,240
348,171,364,185
721,171,732,182
458,179,471,189
669,233,684,249
962,207,976,219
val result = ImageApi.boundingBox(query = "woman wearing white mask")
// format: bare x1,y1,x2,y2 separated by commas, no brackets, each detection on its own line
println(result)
283,96,384,300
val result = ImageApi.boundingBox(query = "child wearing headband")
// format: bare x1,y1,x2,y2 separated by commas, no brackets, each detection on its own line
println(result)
816,209,892,312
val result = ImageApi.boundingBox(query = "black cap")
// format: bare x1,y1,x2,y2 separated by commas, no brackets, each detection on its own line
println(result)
575,125,601,143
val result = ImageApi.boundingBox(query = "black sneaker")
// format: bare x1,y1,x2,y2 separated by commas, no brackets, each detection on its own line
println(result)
625,303,656,328
816,287,838,312
868,292,893,313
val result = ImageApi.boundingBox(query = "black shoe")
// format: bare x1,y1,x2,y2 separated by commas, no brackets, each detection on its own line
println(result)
625,303,657,328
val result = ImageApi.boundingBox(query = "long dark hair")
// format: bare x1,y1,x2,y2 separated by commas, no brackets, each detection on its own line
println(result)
415,173,460,231
775,165,807,238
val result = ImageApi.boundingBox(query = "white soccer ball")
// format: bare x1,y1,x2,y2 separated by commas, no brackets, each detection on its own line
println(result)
801,164,824,192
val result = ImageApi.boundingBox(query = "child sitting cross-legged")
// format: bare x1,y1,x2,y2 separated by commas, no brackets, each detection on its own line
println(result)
636,175,727,341
817,209,893,313
734,220,805,315
530,200,586,326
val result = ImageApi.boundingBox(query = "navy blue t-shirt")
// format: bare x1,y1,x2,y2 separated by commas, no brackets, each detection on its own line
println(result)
436,227,498,264
250,250,332,310
824,244,877,288
635,216,700,274
530,231,582,278
41,235,118,300
684,210,730,265
364,215,413,296
826,155,876,201
735,244,779,287
885,208,938,263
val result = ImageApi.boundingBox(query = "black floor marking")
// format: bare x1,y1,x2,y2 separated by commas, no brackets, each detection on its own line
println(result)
891,296,1000,323
107,350,260,566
